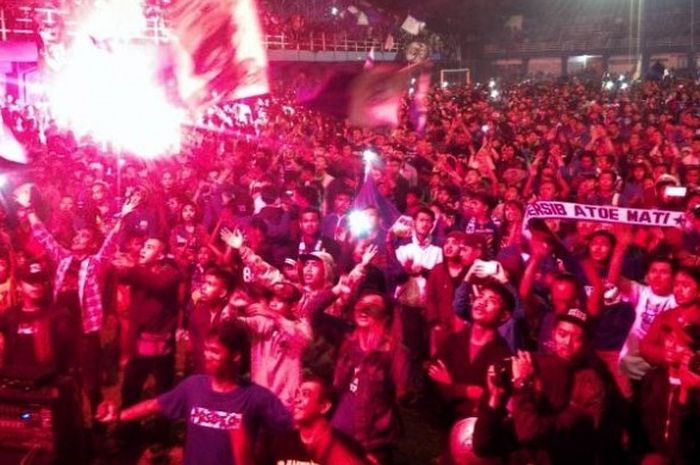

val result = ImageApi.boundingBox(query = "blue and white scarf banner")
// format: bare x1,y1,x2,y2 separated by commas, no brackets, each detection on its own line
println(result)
523,201,685,229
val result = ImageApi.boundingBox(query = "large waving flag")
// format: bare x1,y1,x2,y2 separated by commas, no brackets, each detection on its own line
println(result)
299,64,415,128
168,0,269,110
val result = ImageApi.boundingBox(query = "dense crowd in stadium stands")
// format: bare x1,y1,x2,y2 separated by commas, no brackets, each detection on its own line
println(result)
486,0,700,51
0,0,461,61
1,69,700,465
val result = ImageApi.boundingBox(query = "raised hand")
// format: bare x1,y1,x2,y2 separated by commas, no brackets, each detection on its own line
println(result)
120,195,140,217
248,302,279,320
112,253,135,269
529,238,552,260
13,183,34,208
360,244,378,267
221,228,244,250
95,401,119,423
511,351,534,384
427,359,453,385
332,275,352,296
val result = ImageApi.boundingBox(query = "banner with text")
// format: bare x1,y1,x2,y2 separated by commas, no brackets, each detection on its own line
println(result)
524,201,684,229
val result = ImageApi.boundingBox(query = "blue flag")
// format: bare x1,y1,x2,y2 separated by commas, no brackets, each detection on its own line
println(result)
352,175,400,229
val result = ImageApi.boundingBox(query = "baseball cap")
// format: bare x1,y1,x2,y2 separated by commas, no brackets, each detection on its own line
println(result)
299,251,334,264
655,174,680,187
299,251,336,284
18,261,50,284
555,308,589,330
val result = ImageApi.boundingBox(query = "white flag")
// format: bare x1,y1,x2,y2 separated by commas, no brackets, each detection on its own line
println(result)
401,15,425,35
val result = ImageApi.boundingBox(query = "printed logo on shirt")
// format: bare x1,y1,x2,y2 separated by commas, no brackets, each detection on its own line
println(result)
242,266,253,283
276,461,319,465
639,297,672,335
17,323,38,335
190,406,242,430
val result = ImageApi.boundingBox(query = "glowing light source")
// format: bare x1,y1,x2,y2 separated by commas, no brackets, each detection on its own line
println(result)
44,0,184,158
488,79,496,88
620,82,629,90
604,81,615,90
348,210,372,237
0,123,26,165
490,89,500,99
363,149,378,164
441,81,449,89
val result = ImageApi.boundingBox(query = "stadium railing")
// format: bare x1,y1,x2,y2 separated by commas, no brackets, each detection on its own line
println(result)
0,5,399,54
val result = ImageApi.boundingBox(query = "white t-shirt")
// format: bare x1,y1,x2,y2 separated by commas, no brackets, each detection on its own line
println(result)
395,237,443,307
619,282,676,380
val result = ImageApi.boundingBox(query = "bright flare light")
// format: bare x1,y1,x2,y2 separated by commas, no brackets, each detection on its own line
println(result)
604,81,615,90
348,210,372,237
363,149,378,164
45,0,184,158
0,122,27,165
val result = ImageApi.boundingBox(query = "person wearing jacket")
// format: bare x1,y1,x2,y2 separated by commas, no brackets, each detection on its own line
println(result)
473,308,629,465
236,282,312,407
113,235,182,449
425,231,479,356
638,320,700,465
332,293,409,465
15,183,139,413
428,278,514,422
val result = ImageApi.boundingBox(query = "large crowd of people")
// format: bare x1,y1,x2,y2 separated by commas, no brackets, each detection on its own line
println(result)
1,72,700,465
485,0,699,53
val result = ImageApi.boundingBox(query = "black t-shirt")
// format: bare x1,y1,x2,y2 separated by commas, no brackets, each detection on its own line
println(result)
273,432,317,465
273,428,369,465
0,305,71,373
55,257,83,322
